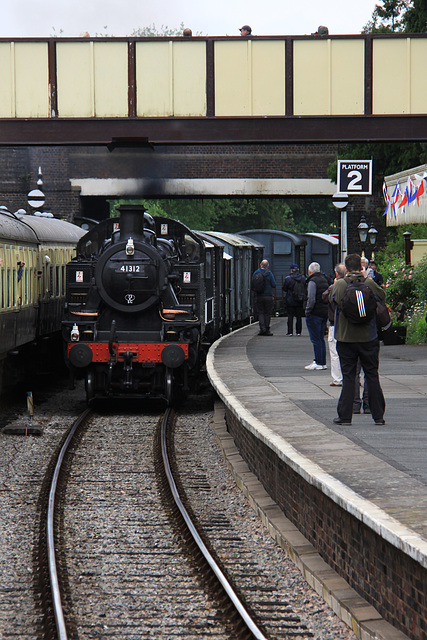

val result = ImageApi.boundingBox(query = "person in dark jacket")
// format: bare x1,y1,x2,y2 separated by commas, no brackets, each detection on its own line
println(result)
330,253,386,426
369,261,384,286
252,259,277,336
304,262,330,370
282,263,306,336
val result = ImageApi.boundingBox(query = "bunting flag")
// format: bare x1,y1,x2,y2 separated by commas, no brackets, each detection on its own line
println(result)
382,181,390,216
391,182,400,220
414,173,427,205
416,177,425,205
407,177,417,205
385,173,427,218
398,188,407,209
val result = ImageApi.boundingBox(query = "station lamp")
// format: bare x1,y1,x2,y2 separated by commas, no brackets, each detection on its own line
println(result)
368,223,378,246
357,216,369,244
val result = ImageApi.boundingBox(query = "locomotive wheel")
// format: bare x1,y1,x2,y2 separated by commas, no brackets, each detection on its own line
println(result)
165,368,174,406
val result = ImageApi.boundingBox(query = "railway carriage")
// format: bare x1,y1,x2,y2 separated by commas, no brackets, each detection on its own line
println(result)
0,207,85,389
302,232,339,281
202,231,263,328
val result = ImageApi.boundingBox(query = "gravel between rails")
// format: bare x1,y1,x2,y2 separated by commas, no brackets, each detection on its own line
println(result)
0,380,357,639
174,397,357,640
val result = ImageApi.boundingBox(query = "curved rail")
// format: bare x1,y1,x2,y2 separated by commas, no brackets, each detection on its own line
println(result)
47,408,92,640
161,408,268,640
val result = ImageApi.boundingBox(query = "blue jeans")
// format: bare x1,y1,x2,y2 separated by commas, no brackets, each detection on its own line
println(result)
305,314,327,366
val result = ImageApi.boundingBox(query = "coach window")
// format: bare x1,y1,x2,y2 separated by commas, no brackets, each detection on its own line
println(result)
7,268,11,308
56,266,60,297
12,267,17,306
205,250,212,279
273,239,292,255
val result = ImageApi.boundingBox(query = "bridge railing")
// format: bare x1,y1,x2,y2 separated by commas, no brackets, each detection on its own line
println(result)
0,34,426,120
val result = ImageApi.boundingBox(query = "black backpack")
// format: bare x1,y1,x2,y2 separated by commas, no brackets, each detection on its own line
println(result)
292,277,305,303
340,277,377,324
251,271,266,294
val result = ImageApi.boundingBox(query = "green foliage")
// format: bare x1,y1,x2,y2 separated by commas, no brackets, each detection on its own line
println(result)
382,258,416,310
107,197,338,235
376,224,427,263
412,255,427,302
377,247,427,344
406,302,427,343
402,0,427,32
362,0,410,33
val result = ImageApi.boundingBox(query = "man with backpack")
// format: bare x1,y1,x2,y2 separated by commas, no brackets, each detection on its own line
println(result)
283,263,306,336
330,253,386,426
251,259,277,336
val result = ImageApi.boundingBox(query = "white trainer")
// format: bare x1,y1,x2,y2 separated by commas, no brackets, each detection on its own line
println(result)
305,362,322,370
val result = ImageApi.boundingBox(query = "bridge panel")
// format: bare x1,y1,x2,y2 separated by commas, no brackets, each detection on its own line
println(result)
136,41,206,117
57,41,128,117
294,39,364,115
373,38,427,114
215,40,286,116
93,42,129,117
57,42,93,116
0,42,49,118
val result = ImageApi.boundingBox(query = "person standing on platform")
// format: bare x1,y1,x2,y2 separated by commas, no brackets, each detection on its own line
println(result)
362,256,373,278
252,259,276,336
369,261,384,286
282,263,306,336
304,262,330,370
330,253,386,426
322,263,346,386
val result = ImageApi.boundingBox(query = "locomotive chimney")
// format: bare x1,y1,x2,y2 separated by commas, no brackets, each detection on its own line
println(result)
118,205,146,240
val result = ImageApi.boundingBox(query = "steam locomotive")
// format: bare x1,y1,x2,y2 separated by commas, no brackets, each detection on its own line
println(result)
62,205,262,405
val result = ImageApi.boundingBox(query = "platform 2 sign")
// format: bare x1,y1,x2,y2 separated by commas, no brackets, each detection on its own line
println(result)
337,160,372,195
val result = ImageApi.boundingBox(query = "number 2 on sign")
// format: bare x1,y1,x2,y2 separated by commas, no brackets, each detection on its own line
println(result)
347,170,363,190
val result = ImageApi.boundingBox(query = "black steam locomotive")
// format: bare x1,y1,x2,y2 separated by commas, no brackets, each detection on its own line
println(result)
62,205,262,404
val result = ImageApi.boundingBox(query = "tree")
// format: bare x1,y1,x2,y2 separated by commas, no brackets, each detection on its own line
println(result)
403,0,427,32
362,0,410,33
130,22,201,37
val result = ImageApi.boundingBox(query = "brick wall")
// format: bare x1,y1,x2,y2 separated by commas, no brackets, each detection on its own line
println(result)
225,408,426,640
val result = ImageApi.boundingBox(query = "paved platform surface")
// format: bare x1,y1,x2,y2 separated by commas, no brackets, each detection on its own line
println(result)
250,318,427,489
208,317,427,553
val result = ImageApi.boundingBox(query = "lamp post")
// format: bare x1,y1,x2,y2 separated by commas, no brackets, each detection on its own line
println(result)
357,216,378,259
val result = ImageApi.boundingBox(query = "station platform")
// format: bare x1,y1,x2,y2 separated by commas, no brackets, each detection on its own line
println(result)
207,318,427,640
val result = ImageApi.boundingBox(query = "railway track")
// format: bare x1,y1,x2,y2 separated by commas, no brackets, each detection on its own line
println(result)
3,384,355,640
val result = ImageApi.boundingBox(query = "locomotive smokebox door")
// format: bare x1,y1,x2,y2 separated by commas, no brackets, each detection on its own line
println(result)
94,243,167,313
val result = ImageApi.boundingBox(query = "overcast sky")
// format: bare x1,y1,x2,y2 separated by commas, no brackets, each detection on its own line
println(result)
2,0,376,38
